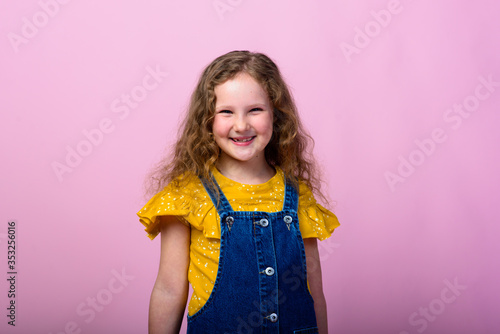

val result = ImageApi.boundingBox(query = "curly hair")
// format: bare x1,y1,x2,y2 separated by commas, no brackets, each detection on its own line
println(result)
146,50,327,204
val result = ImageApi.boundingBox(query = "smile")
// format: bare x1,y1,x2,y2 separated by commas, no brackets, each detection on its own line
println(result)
231,136,255,143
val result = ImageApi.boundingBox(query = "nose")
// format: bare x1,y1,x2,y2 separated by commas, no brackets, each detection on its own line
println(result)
234,114,250,132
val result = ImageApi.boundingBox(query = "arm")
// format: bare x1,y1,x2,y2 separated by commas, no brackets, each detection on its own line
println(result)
149,216,191,334
304,238,328,334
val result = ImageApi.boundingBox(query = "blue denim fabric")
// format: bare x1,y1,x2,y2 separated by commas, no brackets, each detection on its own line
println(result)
187,173,318,334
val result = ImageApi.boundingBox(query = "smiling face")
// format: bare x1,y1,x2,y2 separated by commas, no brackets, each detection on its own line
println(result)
213,72,274,172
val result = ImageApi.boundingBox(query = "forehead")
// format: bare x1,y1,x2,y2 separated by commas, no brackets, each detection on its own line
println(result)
214,72,269,106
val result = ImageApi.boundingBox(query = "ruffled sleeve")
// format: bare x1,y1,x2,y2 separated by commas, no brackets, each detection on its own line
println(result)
137,174,219,240
298,183,340,240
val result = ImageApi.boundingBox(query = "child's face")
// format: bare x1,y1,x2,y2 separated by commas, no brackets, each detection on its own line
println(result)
213,72,273,169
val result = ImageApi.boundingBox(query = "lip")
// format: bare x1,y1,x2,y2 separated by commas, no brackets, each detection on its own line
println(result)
230,136,256,146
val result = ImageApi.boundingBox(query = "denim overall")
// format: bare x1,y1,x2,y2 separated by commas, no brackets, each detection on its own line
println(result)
187,173,318,334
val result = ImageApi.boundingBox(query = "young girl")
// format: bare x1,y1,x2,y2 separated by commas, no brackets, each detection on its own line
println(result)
137,51,340,334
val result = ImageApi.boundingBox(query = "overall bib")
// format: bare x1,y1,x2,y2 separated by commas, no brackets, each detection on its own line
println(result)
187,173,318,334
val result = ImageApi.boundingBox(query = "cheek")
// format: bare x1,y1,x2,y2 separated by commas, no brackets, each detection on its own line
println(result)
212,118,226,138
260,115,274,137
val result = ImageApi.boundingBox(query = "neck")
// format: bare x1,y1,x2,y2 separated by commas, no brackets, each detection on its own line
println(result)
216,156,275,185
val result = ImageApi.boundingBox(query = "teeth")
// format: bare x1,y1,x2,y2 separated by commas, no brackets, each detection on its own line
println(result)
233,137,253,142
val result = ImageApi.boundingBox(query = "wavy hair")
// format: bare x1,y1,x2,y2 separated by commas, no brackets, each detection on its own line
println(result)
146,50,327,204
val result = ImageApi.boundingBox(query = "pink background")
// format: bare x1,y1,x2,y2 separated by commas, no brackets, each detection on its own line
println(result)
1,0,499,333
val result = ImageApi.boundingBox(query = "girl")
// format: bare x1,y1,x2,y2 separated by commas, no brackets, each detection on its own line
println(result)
138,51,340,334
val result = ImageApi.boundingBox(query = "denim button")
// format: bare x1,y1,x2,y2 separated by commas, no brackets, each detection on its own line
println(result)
269,313,278,322
283,215,292,224
225,216,234,231
259,218,269,227
265,267,275,276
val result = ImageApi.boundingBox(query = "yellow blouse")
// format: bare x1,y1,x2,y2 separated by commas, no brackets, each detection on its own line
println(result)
137,167,340,316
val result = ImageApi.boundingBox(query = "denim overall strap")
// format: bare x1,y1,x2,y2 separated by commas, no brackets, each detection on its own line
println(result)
282,177,298,212
199,173,234,213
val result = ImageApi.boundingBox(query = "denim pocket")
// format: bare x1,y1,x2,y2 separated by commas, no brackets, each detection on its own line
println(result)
294,327,319,334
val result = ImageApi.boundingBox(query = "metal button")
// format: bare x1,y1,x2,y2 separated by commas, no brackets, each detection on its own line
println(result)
269,313,278,322
283,215,292,224
225,216,234,231
259,218,269,227
265,267,275,276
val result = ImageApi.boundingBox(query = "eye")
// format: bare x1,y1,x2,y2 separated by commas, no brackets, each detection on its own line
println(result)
250,107,263,112
217,109,232,114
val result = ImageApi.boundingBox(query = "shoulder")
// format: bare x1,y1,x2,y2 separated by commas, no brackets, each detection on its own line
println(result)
137,171,209,240
167,171,202,192
296,180,340,240
297,180,315,204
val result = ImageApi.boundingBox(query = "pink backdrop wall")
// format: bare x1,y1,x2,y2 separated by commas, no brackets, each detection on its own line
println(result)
1,0,499,333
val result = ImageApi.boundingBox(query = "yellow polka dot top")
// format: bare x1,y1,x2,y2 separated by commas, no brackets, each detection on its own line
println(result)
137,167,340,316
